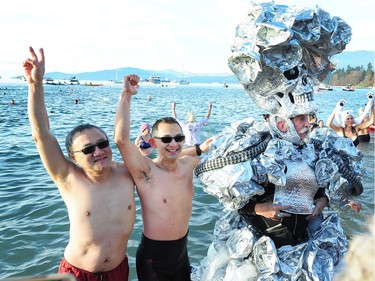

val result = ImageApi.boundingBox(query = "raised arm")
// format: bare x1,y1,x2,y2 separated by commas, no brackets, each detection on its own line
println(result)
356,105,375,130
355,93,374,124
326,102,342,133
114,75,149,175
23,47,70,184
206,102,213,119
172,102,177,119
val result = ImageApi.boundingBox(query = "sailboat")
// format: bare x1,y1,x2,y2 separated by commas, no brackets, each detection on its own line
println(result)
179,79,189,85
179,64,189,85
110,69,122,84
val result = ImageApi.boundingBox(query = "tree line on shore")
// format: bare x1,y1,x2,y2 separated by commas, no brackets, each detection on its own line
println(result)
327,63,374,88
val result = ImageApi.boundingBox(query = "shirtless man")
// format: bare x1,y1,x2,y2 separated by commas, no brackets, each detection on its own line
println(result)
114,74,212,281
23,46,135,281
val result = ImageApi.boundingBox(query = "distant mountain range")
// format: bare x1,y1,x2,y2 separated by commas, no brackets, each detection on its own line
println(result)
44,50,374,84
333,50,374,69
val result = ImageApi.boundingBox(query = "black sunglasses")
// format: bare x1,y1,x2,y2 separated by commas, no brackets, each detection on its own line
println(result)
73,140,110,155
153,135,185,143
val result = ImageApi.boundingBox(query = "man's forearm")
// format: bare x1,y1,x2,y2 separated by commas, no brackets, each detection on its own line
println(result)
28,82,50,137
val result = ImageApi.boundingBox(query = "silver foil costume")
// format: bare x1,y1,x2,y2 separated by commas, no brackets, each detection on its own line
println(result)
191,2,366,280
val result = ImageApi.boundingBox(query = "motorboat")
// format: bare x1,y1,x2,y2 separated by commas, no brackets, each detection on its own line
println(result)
318,84,333,91
44,77,64,85
64,76,80,85
149,75,161,84
342,84,355,91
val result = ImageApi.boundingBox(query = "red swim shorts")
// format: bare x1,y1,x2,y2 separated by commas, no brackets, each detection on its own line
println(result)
58,256,129,281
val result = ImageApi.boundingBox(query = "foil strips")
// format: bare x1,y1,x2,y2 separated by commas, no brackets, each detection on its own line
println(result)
192,1,362,280
193,118,364,280
228,1,351,118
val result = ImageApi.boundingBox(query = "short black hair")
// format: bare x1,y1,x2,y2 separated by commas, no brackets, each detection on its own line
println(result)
65,124,108,154
152,117,183,136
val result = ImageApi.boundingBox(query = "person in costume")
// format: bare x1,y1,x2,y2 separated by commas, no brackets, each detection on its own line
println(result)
191,2,368,280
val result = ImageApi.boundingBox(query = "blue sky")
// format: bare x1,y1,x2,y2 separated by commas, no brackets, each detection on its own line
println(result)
1,0,374,78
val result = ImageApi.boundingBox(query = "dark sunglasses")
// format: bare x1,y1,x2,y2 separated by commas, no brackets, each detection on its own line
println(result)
73,140,110,155
153,135,185,143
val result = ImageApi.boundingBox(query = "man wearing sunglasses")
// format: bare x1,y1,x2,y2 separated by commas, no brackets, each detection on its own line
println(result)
24,47,135,281
114,74,212,281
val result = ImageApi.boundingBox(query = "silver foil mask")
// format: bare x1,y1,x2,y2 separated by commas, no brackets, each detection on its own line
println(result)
228,2,351,118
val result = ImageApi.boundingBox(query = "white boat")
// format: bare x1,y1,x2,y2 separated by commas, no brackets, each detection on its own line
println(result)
318,84,333,91
43,77,64,86
64,76,80,85
342,84,355,91
149,75,161,84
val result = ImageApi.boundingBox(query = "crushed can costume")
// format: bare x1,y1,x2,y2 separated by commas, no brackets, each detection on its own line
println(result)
191,2,369,280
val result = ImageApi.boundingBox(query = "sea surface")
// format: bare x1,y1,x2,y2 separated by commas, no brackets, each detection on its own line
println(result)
0,81,374,280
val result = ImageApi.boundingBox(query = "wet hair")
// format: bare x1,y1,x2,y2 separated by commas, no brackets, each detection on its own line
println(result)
65,124,108,154
308,113,317,121
152,117,183,136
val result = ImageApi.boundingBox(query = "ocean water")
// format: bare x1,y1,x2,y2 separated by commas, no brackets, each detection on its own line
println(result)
0,81,374,280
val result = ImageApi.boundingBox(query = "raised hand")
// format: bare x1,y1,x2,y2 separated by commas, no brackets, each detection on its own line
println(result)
122,74,140,96
22,46,45,84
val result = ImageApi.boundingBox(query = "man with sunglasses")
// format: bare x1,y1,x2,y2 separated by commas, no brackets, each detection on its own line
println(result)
114,74,212,281
23,47,135,281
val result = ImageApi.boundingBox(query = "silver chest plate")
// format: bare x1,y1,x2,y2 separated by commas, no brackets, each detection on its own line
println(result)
273,159,319,214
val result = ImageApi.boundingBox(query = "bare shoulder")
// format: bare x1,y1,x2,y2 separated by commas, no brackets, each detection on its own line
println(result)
134,135,141,143
178,155,199,169
112,161,134,178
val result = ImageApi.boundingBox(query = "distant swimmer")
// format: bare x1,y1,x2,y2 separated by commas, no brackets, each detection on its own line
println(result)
357,107,371,142
327,95,374,146
134,122,154,157
172,101,213,146
10,99,15,105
